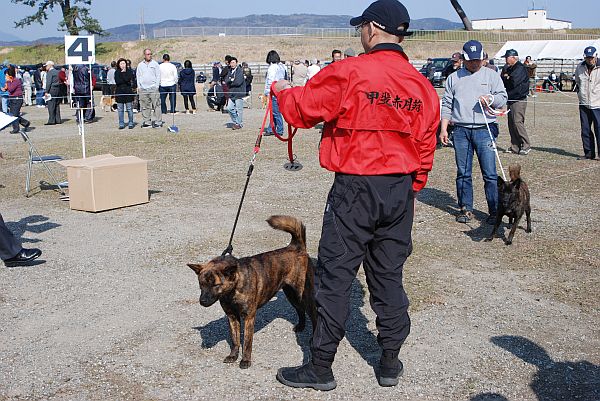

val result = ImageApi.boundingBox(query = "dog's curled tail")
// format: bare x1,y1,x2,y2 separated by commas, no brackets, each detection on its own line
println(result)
267,215,306,251
509,163,521,182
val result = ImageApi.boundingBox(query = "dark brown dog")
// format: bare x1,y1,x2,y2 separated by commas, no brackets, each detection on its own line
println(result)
487,164,532,245
188,215,317,369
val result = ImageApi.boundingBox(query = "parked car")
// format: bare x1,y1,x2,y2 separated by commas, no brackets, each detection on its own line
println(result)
419,58,452,87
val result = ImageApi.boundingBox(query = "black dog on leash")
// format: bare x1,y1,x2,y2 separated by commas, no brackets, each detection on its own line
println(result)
486,164,532,245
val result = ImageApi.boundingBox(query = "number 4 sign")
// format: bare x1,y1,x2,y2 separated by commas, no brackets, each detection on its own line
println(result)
65,35,95,65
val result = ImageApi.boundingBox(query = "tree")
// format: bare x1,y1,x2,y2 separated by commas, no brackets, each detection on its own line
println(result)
12,0,106,36
450,0,473,31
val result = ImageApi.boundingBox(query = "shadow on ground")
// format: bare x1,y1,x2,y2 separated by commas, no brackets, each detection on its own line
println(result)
193,278,380,369
5,214,61,244
469,335,600,401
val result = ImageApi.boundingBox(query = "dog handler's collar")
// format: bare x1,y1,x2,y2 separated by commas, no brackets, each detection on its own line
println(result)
368,43,408,60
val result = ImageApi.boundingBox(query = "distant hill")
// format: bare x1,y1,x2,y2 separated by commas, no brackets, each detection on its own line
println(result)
0,14,463,46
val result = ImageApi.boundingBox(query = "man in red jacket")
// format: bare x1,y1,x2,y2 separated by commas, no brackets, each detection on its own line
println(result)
273,0,439,391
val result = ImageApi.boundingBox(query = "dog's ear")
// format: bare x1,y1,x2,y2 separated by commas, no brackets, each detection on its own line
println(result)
187,263,204,274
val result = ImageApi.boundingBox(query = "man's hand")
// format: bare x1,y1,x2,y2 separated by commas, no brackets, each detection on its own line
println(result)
273,80,291,95
440,129,449,145
479,94,493,105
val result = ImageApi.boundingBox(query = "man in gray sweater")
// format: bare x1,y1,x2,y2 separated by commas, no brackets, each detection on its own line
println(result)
440,40,508,224
136,49,162,128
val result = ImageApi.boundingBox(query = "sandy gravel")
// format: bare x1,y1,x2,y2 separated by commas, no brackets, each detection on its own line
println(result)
0,91,598,401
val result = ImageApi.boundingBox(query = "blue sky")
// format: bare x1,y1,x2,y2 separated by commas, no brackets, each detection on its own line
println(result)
3,0,598,41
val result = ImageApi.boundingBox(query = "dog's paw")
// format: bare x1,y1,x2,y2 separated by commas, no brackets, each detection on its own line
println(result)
223,354,239,364
239,360,251,369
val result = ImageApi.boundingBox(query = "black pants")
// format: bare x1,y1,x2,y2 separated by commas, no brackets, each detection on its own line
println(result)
579,106,600,159
311,173,414,367
8,98,28,131
182,94,196,110
0,214,21,261
46,91,61,124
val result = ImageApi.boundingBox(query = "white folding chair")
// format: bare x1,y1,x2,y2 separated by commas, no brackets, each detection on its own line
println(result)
20,130,66,197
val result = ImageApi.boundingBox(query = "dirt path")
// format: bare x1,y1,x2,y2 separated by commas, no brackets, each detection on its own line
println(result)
0,93,598,400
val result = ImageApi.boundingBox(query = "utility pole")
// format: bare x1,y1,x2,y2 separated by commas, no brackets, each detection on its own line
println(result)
140,8,147,41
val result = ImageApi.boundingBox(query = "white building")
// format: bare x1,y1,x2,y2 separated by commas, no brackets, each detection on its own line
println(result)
472,9,572,30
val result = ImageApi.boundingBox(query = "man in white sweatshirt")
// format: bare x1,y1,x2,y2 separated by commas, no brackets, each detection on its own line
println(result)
159,54,179,114
137,48,162,128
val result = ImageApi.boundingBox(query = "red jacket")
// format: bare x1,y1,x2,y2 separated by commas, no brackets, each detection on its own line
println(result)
276,44,440,192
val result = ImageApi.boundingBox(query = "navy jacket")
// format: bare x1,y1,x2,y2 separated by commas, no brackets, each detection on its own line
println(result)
226,66,246,100
178,68,196,94
502,61,529,103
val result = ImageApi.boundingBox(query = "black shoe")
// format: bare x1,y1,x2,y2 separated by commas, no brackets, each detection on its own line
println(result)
118,126,125,130
3,248,42,267
377,350,404,387
44,122,56,126
141,123,152,129
22,121,31,129
10,129,20,134
263,131,274,136
276,361,336,391
128,125,134,129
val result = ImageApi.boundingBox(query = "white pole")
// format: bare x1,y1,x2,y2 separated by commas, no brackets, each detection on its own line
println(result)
79,108,86,158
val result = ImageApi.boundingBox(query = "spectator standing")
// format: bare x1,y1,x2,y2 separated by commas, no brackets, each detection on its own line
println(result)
440,40,508,224
136,48,162,128
483,53,498,72
443,52,462,78
44,61,61,125
307,59,321,81
107,61,117,96
114,58,135,129
159,54,178,114
0,65,8,113
58,67,68,104
127,59,139,112
343,48,356,58
291,60,308,87
264,50,287,135
72,64,95,124
524,56,537,95
2,67,30,133
331,49,342,63
501,49,531,155
574,46,600,160
22,68,32,106
225,57,245,130
273,0,440,390
424,58,435,83
178,60,196,114
33,66,45,107
242,62,253,96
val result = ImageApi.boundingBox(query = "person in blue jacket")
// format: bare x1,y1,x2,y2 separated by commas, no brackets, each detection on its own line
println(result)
178,60,196,114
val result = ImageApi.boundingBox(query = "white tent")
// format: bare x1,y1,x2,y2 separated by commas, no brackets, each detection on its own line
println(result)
494,39,600,60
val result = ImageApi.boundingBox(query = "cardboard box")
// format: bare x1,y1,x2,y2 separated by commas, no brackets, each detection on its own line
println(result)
58,154,148,212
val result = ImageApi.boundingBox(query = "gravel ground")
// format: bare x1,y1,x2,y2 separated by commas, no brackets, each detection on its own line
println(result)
0,91,599,401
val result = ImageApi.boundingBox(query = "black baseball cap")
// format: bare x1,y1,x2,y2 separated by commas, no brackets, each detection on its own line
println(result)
502,49,519,58
350,0,413,37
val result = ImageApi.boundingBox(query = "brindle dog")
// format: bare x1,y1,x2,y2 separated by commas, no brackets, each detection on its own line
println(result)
487,164,532,245
188,215,317,369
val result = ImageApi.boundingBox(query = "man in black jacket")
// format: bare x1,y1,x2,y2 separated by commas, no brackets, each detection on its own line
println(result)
225,57,246,129
502,49,531,155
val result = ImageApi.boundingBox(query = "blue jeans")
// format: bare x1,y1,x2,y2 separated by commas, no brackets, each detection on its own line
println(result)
159,85,177,114
227,98,244,127
453,125,498,215
579,106,600,159
35,89,45,106
267,95,284,134
117,102,134,128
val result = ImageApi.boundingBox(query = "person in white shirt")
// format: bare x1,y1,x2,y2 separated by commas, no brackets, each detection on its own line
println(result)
307,59,321,81
22,68,32,106
136,48,162,128
159,53,179,114
263,50,288,135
